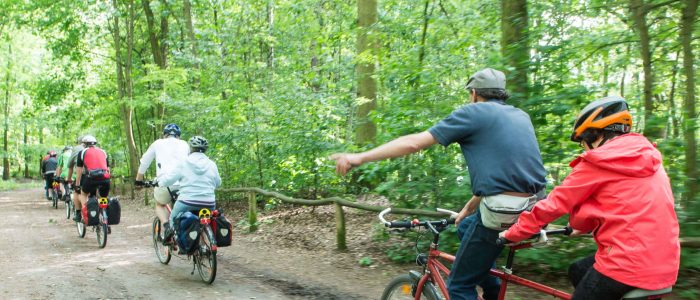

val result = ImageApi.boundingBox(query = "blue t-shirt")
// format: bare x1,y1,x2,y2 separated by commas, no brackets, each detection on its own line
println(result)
428,100,546,196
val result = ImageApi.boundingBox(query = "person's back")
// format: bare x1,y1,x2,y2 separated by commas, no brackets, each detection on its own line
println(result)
56,148,72,179
43,156,58,174
431,100,545,196
163,152,220,207
565,133,678,289
139,136,189,180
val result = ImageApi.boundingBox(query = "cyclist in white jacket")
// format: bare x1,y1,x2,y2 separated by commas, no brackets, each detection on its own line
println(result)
159,136,221,239
135,124,189,230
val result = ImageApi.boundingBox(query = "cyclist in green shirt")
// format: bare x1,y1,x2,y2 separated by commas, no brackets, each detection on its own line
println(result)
54,146,73,196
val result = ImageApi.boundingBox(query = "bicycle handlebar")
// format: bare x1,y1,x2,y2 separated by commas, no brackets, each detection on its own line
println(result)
378,207,459,229
495,227,572,247
136,180,158,188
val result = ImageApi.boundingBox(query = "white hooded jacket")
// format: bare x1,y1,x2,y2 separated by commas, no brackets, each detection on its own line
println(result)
159,152,221,207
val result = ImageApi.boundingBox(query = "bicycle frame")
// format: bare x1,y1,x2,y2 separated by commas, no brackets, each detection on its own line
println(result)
417,241,571,300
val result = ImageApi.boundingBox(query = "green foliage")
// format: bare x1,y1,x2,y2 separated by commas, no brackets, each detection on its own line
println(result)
358,256,373,267
0,179,42,191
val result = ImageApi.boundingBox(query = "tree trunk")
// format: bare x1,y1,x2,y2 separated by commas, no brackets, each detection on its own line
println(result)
3,40,11,180
112,0,139,181
501,0,529,101
23,97,28,178
680,0,698,203
266,0,275,68
143,0,167,128
143,0,164,68
183,0,199,73
355,0,378,145
668,50,681,138
630,0,661,138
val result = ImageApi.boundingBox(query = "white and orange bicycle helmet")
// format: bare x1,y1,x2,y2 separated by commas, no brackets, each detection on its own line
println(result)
571,96,632,143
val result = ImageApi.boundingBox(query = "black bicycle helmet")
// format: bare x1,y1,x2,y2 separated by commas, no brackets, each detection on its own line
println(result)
163,123,181,137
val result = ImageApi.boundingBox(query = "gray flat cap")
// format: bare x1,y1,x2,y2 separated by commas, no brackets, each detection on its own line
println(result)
466,68,506,89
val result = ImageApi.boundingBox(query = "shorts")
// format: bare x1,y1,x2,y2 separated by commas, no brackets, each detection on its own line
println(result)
154,186,177,205
82,179,110,198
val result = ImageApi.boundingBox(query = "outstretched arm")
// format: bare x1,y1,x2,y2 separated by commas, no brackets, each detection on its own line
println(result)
330,131,437,175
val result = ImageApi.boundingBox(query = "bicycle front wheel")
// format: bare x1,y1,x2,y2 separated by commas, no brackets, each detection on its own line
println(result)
96,209,108,248
76,217,86,238
65,198,73,219
196,226,217,284
380,274,440,300
152,217,171,264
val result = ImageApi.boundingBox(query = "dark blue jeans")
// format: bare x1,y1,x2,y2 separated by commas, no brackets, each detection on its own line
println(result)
447,211,504,300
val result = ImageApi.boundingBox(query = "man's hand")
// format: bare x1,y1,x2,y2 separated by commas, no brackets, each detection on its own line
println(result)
455,195,481,225
329,153,363,176
498,231,506,239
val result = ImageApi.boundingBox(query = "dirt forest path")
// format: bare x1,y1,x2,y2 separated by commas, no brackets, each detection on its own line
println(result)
0,188,385,299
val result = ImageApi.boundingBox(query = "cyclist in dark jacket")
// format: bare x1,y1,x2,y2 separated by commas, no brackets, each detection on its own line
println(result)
41,151,59,200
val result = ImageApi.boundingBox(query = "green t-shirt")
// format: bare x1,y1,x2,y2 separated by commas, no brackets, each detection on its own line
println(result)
57,151,72,178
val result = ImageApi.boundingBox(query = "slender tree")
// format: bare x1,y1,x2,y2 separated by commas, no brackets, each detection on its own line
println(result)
3,37,11,180
680,0,698,202
501,0,529,101
355,0,378,145
629,0,662,138
111,0,139,180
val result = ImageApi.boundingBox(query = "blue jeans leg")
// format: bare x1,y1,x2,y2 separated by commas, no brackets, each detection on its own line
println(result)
448,211,504,300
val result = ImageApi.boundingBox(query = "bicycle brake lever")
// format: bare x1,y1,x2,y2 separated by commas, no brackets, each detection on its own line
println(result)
532,229,549,248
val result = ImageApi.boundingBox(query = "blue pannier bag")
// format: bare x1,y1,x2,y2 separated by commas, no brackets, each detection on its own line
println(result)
175,211,201,254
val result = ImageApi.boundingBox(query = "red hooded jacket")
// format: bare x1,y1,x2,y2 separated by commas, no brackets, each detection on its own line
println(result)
504,133,679,290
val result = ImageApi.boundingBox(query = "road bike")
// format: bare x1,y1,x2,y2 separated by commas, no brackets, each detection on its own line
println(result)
76,193,111,248
378,208,672,300
144,181,218,284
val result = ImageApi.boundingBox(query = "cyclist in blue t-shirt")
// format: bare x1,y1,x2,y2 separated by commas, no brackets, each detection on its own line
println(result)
331,68,546,300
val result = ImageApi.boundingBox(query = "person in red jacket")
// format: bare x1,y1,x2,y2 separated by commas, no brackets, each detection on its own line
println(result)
501,96,680,300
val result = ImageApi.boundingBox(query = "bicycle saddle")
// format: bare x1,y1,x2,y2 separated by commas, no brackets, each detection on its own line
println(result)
621,287,672,299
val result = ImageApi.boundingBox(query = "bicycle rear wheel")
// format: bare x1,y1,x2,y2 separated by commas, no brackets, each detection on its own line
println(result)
196,226,217,284
51,190,58,209
152,217,171,264
96,209,108,248
380,274,440,300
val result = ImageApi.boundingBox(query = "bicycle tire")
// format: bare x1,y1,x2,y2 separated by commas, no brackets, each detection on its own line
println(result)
65,197,73,219
380,274,441,300
52,190,58,209
152,217,171,264
76,217,86,238
196,226,217,284
97,209,108,248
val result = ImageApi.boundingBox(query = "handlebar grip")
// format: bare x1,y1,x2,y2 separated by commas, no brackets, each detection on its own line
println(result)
495,237,511,247
564,226,573,236
389,221,413,228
